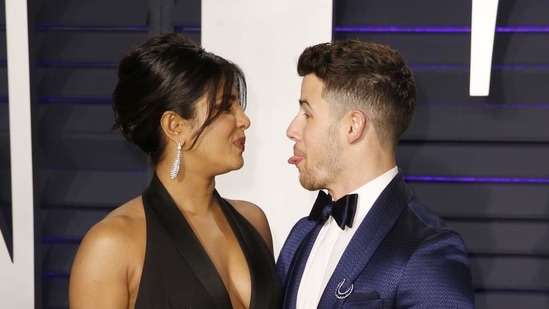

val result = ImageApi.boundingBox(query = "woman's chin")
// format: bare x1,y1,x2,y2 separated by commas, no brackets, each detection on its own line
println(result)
217,160,244,176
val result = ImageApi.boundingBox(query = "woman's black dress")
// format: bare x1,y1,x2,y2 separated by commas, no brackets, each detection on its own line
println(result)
135,174,281,308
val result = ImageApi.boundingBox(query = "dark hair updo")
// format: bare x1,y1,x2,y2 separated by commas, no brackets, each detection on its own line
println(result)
112,33,247,165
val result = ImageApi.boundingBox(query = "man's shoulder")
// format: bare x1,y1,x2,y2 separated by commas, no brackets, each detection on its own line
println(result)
405,199,451,233
392,198,467,251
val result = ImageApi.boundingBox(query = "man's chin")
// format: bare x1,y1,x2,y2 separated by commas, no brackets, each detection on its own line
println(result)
298,176,320,191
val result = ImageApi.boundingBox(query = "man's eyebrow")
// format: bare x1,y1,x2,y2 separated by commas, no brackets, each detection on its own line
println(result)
298,99,310,107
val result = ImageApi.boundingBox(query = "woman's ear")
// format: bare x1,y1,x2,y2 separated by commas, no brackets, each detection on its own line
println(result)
160,111,189,145
346,110,367,144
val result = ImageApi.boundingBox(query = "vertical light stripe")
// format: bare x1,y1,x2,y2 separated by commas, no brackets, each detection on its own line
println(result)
148,0,174,35
1,0,35,307
470,0,500,96
202,0,332,255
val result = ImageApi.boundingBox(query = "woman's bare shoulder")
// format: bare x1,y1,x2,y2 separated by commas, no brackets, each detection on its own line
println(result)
106,196,145,220
69,196,146,308
226,199,273,252
88,197,144,238
76,196,145,260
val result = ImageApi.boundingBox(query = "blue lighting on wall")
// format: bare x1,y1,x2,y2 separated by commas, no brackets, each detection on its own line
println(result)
404,176,549,184
333,26,549,33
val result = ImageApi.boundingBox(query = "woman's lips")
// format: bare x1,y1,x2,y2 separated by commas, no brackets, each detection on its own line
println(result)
234,137,246,151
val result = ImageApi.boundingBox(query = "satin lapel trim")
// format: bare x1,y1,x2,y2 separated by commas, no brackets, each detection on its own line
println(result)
319,174,413,307
283,221,322,309
142,174,232,309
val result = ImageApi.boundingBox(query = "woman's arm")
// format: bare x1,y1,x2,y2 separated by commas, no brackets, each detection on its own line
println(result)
69,217,134,309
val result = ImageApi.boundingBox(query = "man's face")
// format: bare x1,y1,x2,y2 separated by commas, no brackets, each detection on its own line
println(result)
286,74,343,191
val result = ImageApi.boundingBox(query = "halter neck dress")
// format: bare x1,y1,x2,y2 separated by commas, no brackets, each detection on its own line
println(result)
135,174,281,308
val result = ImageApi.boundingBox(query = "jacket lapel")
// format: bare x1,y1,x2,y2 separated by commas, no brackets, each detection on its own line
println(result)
281,220,322,309
318,174,414,307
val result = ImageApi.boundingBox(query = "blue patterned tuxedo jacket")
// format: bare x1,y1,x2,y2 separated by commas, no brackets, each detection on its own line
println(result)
276,174,475,308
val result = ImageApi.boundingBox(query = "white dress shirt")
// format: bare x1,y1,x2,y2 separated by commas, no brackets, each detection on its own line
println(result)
296,166,399,308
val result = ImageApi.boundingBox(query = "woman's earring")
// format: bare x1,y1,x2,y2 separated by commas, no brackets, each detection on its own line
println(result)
169,141,182,180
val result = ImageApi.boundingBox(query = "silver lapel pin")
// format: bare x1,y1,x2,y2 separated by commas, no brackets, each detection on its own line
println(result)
335,279,354,299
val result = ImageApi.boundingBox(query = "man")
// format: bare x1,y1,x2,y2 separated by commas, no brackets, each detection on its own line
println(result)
277,40,475,308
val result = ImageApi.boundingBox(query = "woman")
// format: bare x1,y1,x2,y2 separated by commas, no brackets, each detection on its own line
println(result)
69,33,281,308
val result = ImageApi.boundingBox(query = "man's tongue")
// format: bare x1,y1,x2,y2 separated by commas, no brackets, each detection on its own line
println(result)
288,155,304,165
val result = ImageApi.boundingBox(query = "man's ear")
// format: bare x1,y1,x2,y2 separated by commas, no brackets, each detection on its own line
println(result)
346,110,367,144
160,111,190,146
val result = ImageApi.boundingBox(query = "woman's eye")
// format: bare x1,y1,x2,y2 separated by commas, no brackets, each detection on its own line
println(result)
217,103,232,112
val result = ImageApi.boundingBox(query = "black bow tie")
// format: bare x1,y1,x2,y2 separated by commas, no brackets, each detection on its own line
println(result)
308,191,358,230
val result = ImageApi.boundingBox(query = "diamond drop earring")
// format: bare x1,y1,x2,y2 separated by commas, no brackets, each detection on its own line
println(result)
169,141,182,180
